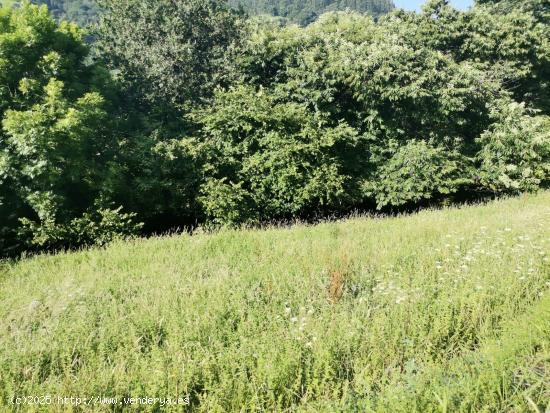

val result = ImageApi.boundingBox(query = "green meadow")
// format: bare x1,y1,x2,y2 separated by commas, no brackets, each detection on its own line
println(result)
1,192,549,412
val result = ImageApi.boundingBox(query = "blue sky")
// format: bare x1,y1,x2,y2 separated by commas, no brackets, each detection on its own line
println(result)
393,0,474,12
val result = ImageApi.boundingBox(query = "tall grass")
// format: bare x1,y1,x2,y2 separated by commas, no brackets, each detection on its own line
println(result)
0,193,549,412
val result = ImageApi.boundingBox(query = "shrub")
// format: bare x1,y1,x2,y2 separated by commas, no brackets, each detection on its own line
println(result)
367,140,472,209
192,86,363,225
477,102,550,193
19,201,143,250
0,5,143,255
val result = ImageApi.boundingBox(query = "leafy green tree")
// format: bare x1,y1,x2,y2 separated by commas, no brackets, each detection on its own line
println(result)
93,0,240,231
95,0,243,109
381,0,550,113
476,0,549,24
234,13,503,149
477,102,550,193
1,0,101,25
204,10,548,223
228,0,394,25
192,86,362,225
0,3,139,254
471,0,550,113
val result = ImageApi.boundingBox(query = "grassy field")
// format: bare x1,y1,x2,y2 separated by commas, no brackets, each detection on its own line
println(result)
1,193,549,412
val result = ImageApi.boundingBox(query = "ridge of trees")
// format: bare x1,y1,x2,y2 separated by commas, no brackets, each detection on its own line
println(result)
0,0,548,257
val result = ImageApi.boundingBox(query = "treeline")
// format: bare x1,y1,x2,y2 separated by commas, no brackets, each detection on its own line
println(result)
0,0,549,257
5,0,395,26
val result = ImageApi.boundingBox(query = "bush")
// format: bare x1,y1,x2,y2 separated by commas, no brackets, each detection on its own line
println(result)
0,4,142,255
477,102,550,193
367,140,472,209
19,201,143,250
192,86,363,225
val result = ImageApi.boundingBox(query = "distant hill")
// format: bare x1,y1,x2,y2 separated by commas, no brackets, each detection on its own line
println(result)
228,0,395,25
33,0,99,25
3,0,394,26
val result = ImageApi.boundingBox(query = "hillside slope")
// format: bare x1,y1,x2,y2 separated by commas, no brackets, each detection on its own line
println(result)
0,192,549,411
3,0,100,25
228,0,395,24
14,0,395,25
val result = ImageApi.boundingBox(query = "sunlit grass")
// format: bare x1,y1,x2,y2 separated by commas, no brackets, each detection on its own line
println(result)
1,192,549,412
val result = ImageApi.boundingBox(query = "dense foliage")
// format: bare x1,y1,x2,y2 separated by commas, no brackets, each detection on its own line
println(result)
1,0,549,256
95,0,242,108
0,4,136,254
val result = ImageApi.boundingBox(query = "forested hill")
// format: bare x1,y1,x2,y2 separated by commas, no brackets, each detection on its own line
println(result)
0,0,395,26
11,0,394,26
0,0,98,24
31,0,98,25
228,0,395,25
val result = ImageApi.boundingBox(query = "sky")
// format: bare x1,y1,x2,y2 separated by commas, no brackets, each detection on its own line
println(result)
393,0,474,12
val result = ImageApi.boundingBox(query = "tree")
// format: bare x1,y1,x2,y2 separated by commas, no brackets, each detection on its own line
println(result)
2,0,549,254
0,0,101,25
191,86,362,224
95,0,243,109
380,0,550,114
187,11,532,225
0,3,140,255
476,0,549,24
477,102,550,193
